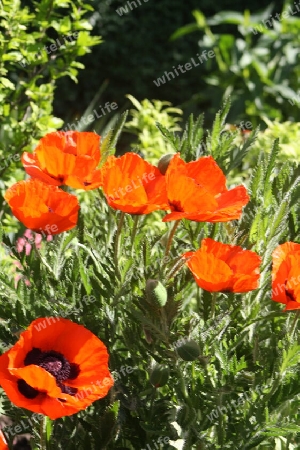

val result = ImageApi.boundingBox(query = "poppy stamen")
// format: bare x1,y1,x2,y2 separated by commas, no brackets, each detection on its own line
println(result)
17,379,39,399
18,348,80,399
285,280,295,301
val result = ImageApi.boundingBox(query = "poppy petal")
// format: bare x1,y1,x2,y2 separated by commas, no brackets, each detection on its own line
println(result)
5,179,79,234
164,153,249,223
183,238,261,293
0,318,114,419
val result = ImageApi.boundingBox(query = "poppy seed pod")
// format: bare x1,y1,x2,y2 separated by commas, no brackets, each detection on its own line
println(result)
176,340,201,361
146,280,168,307
157,153,175,175
150,364,169,387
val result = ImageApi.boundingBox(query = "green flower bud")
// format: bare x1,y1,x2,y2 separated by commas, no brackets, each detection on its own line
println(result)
150,364,170,387
146,279,167,307
157,153,175,175
177,405,196,427
176,339,201,361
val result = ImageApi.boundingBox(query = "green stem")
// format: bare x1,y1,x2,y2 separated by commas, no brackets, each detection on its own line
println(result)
165,220,180,258
166,256,187,280
289,309,300,339
114,212,125,280
131,215,140,251
211,292,217,319
40,416,46,450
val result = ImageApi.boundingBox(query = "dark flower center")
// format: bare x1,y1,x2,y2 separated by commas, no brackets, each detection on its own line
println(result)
285,280,295,301
18,347,80,400
169,200,183,212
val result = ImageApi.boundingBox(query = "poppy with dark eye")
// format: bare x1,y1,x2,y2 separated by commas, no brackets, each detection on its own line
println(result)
163,153,249,223
0,318,114,419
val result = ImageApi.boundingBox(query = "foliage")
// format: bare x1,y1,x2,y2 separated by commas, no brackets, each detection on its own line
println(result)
0,0,102,211
1,101,300,449
250,118,300,161
171,3,300,126
124,95,183,163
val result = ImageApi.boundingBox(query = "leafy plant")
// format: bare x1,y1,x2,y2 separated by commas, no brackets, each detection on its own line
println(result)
1,102,300,449
0,0,102,203
171,3,300,126
124,95,183,163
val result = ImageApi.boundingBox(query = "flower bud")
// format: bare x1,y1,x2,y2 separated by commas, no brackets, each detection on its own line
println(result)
146,279,167,307
157,153,175,175
176,339,201,361
150,364,170,387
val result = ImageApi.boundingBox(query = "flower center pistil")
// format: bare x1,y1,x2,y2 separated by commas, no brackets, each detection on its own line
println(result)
17,347,80,400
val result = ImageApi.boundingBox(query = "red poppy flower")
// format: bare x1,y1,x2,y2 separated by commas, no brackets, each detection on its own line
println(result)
101,153,169,214
0,318,114,420
4,179,79,235
271,242,300,310
183,238,261,292
22,131,102,190
0,431,8,450
163,153,249,222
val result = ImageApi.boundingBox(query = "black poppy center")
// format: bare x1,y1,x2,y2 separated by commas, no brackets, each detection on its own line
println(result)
169,200,183,212
18,347,80,400
285,280,295,301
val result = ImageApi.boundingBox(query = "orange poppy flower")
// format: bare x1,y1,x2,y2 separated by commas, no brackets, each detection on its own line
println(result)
183,238,261,292
22,131,102,190
4,179,79,235
0,431,8,450
0,318,114,420
163,154,249,222
271,242,300,310
101,153,169,214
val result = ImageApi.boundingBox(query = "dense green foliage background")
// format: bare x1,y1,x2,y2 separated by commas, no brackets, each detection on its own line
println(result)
1,0,300,449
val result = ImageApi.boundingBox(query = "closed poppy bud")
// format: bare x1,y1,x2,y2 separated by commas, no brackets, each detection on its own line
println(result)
177,404,196,428
146,279,167,307
176,340,201,361
150,364,169,387
157,153,175,175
